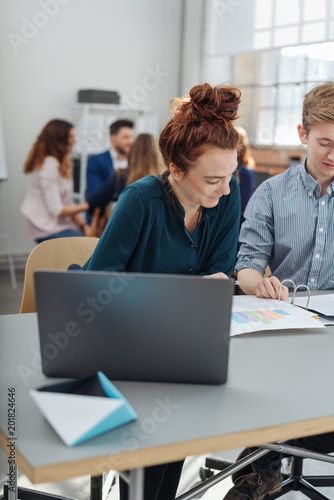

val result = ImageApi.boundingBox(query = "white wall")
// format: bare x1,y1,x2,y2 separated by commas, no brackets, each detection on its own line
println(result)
180,0,205,93
0,0,187,261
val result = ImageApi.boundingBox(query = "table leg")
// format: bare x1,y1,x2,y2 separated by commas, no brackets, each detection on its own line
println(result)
128,469,144,500
90,475,103,500
7,464,17,500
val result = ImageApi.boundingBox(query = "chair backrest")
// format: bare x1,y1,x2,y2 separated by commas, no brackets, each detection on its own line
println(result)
20,236,99,314
90,205,113,237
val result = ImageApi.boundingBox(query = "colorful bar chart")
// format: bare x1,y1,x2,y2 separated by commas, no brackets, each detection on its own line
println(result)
230,296,324,336
231,309,290,326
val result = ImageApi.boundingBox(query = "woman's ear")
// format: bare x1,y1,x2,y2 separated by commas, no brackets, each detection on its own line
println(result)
169,162,184,181
297,124,308,145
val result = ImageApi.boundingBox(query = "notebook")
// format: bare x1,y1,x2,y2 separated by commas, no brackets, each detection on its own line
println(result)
34,270,234,384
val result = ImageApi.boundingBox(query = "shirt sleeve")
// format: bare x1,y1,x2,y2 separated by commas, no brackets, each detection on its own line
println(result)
201,176,241,277
38,158,64,217
83,186,145,271
235,180,274,275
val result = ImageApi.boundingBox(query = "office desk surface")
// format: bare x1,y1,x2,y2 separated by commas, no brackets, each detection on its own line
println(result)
1,312,334,484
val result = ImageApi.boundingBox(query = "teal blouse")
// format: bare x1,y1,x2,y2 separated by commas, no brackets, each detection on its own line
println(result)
83,173,240,276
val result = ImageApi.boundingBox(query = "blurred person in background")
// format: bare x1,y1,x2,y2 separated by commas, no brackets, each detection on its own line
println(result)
87,132,165,211
85,119,134,198
21,119,89,244
236,126,256,221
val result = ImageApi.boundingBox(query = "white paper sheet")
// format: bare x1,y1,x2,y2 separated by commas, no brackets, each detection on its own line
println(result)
292,294,334,317
230,295,324,336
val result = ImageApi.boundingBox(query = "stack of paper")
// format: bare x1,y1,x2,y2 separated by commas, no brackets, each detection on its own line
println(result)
292,294,334,326
293,294,334,317
230,295,324,336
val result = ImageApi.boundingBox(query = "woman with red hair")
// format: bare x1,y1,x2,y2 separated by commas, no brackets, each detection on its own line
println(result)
83,82,242,499
84,83,241,277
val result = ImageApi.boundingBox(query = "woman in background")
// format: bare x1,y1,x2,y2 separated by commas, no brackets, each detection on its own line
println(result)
87,132,164,210
235,125,256,220
83,82,242,500
21,119,90,243
127,132,165,184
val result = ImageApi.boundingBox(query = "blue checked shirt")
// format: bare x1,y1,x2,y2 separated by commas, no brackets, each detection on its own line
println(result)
236,159,334,290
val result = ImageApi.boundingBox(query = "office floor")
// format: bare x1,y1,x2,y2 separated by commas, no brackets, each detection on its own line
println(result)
1,269,334,499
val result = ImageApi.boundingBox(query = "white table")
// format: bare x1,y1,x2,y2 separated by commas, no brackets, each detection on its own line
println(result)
1,311,334,499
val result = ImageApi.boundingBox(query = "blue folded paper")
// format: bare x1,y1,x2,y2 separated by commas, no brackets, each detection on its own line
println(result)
30,371,137,446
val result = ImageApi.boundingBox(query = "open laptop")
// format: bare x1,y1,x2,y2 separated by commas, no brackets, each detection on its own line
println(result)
34,270,234,384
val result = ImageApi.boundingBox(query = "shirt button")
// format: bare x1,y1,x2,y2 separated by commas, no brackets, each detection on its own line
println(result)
191,244,195,248
309,192,312,197
188,268,193,272
315,253,320,258
321,200,325,205
319,227,324,232
310,278,315,283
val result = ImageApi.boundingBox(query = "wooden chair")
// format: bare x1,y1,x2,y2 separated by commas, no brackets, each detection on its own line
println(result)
20,236,99,314
89,206,112,237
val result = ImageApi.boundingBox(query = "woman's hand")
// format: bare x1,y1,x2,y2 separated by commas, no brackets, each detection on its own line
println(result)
203,272,229,279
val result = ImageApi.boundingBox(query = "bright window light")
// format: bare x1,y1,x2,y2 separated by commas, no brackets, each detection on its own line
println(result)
304,0,326,21
302,22,326,43
274,27,299,47
254,31,271,50
307,42,334,61
274,0,300,26
255,0,273,30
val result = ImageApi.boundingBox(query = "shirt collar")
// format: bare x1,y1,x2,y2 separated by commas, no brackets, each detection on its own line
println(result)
300,157,321,197
109,147,128,169
301,157,334,197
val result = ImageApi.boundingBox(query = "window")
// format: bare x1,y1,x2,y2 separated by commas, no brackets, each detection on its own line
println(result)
203,0,334,145
233,42,334,145
253,0,333,50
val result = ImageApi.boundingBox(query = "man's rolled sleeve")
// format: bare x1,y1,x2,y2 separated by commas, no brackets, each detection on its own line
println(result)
235,181,275,276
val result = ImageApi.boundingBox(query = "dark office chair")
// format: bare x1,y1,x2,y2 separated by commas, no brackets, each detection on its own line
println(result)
268,456,334,499
198,443,334,500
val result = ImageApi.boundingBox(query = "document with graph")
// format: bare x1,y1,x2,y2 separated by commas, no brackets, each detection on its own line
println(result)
230,295,324,336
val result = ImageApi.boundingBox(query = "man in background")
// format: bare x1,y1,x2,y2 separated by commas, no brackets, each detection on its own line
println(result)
86,119,134,198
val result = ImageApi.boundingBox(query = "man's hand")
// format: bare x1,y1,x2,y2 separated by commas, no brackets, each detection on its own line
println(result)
255,276,289,300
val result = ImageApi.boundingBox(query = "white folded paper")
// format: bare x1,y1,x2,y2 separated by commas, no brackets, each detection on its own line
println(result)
30,371,137,446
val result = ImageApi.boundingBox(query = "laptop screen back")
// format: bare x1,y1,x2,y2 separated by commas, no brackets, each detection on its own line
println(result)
34,270,233,384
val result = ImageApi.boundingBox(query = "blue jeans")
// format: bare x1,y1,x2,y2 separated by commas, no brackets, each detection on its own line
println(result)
35,229,83,244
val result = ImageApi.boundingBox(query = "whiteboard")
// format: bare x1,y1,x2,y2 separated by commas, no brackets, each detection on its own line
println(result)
0,108,8,180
